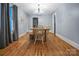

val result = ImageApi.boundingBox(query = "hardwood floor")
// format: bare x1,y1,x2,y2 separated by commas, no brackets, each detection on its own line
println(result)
0,33,79,56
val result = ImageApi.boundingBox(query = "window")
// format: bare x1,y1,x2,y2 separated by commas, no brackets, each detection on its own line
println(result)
9,4,13,33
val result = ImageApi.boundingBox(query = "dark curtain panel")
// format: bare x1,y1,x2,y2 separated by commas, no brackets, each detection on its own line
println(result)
0,4,1,44
13,5,18,41
0,3,9,48
5,3,9,46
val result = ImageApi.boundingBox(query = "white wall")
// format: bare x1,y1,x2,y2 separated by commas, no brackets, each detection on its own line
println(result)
51,3,79,48
28,14,52,32
18,7,29,36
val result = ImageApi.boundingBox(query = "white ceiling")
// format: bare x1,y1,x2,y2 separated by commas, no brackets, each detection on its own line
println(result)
14,3,60,15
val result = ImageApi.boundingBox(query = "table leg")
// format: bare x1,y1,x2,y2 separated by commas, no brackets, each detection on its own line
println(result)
44,30,46,42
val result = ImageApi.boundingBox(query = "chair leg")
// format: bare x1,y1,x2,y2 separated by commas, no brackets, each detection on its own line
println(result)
42,40,43,44
42,36,44,44
34,39,36,45
34,36,37,45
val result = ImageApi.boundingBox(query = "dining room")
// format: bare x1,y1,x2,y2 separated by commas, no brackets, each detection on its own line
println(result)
0,3,79,56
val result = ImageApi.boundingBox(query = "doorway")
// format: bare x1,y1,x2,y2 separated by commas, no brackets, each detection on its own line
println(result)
54,14,56,35
33,17,38,27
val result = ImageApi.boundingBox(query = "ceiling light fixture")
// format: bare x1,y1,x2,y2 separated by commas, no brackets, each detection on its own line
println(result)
37,4,40,14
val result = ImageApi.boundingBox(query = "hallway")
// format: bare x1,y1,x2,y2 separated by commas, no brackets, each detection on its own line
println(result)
0,33,79,56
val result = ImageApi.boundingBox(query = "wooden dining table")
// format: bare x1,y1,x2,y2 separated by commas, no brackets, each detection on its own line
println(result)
30,27,50,42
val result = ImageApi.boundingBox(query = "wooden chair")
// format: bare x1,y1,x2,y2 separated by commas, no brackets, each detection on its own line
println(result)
34,29,44,44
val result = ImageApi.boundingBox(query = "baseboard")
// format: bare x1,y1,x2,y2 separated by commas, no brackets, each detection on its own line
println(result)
19,32,27,38
56,33,79,49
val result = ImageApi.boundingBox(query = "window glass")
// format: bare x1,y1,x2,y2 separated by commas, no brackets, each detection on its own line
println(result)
9,4,13,33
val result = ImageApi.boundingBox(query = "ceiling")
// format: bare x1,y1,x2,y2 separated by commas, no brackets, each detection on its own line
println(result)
14,3,60,15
